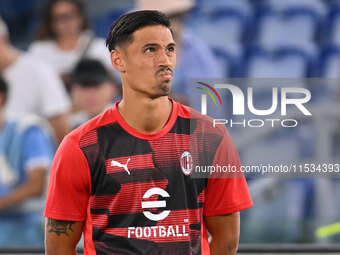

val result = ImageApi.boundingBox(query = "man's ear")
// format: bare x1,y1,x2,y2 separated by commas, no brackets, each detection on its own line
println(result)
110,49,126,73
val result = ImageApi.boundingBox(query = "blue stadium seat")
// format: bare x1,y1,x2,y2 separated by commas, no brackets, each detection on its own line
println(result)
268,0,327,16
187,10,246,57
238,125,317,243
323,6,340,46
319,45,340,77
311,45,340,100
211,47,240,77
0,0,42,49
242,46,313,78
239,46,313,110
254,7,321,53
92,8,130,38
195,0,251,17
240,178,315,243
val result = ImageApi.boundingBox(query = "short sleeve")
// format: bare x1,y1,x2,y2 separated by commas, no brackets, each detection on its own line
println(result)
204,127,253,216
21,126,53,172
36,60,71,118
44,136,91,221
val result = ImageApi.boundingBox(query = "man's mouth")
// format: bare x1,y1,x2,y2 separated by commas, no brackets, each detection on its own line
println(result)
160,71,173,78
156,67,173,79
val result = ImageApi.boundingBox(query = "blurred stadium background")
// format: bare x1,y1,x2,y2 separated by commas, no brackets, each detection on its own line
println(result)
4,0,340,80
1,0,340,254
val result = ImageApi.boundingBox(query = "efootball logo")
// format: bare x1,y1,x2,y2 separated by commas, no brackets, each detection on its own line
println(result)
141,188,170,221
180,151,193,175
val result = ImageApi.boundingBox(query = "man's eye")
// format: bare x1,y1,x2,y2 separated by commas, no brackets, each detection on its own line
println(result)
145,48,155,53
167,47,174,52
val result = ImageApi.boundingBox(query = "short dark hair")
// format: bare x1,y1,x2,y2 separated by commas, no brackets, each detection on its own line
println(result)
72,58,112,86
0,76,8,103
105,10,173,52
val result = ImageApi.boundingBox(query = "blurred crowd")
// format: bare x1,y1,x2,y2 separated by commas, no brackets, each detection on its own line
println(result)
0,0,339,248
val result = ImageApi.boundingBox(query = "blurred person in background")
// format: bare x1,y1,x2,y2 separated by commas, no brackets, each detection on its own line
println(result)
0,17,71,144
0,76,54,246
70,59,120,129
29,0,114,90
136,0,222,105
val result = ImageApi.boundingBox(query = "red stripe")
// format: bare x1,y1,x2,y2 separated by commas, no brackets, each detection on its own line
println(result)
92,214,109,229
156,209,202,227
198,190,205,203
90,181,168,214
149,133,190,161
79,130,97,148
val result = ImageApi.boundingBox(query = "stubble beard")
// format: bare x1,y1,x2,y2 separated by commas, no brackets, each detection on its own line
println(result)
153,66,173,97
152,80,171,97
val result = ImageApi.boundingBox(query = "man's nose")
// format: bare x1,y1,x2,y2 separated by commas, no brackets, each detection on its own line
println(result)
157,50,172,67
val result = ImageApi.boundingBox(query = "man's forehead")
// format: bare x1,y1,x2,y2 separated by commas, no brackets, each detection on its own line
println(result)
132,25,174,44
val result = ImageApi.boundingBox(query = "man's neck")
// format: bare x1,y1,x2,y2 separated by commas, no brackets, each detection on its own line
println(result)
118,95,172,134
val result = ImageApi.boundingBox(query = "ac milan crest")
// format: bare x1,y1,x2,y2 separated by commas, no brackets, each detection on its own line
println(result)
180,151,193,175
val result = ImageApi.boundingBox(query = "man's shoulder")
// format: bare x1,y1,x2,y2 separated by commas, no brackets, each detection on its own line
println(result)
66,107,118,145
175,101,226,137
176,101,191,119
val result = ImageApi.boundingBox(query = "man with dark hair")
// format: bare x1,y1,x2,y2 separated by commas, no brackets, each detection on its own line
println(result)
0,76,54,246
136,0,223,106
106,10,173,51
45,10,252,254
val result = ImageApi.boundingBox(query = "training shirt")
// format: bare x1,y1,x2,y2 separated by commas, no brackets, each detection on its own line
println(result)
45,99,253,255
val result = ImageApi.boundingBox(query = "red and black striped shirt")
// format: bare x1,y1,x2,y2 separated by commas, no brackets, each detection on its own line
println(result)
45,99,253,254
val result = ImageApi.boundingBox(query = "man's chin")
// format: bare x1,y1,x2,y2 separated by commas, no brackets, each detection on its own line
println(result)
154,82,171,95
153,90,170,98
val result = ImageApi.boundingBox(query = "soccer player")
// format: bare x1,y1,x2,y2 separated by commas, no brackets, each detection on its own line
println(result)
45,10,253,255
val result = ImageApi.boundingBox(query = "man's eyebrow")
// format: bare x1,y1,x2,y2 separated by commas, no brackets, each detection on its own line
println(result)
168,42,176,47
142,42,176,48
142,43,159,48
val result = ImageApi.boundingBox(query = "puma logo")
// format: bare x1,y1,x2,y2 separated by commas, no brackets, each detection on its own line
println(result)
111,158,131,175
